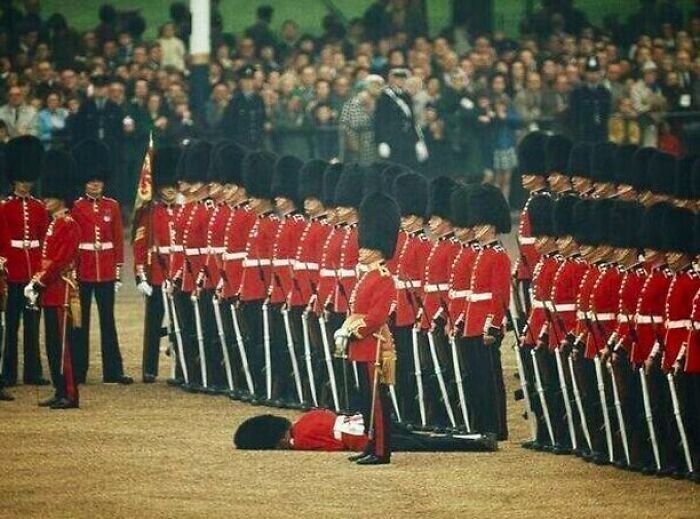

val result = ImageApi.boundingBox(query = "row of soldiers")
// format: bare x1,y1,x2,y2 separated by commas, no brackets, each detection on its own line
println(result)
134,138,514,446
0,136,134,408
516,131,700,483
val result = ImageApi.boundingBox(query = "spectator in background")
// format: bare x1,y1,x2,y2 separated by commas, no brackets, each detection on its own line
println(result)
421,102,451,178
569,56,611,142
608,96,641,145
339,75,383,165
631,60,667,146
205,81,230,135
541,73,570,135
0,85,38,137
38,91,69,148
601,61,626,107
245,5,276,51
514,71,543,133
490,96,520,203
158,22,186,72
312,103,338,160
273,94,310,159
219,65,266,149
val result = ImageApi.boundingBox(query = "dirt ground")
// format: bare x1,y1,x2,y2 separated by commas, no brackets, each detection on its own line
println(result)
1,252,698,518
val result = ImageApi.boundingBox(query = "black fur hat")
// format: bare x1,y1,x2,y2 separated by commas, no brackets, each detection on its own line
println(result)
381,163,408,196
243,150,277,200
184,139,212,184
528,194,555,237
648,150,676,195
694,215,700,255
640,202,673,251
322,162,343,207
233,415,291,450
334,163,365,209
614,144,639,188
207,140,229,183
72,138,112,183
214,141,247,186
393,171,428,218
553,194,578,237
152,146,181,189
692,157,700,201
567,142,592,178
662,206,695,254
450,184,476,228
674,154,696,200
298,159,328,204
40,149,76,202
517,131,547,177
587,198,613,246
467,183,511,233
358,191,401,259
427,176,457,221
633,147,656,192
545,134,573,176
6,135,43,183
609,201,641,249
591,141,617,184
272,155,304,206
572,199,593,245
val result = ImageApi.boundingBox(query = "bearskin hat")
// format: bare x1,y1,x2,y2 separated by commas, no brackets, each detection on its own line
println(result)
467,183,511,234
207,140,229,183
648,151,676,196
322,162,343,207
381,163,408,196
633,147,656,192
587,199,613,246
334,163,365,209
298,159,328,204
614,144,639,188
427,176,457,221
572,199,593,245
640,202,673,251
72,138,112,183
694,215,700,255
591,142,617,184
609,201,642,249
545,134,573,176
692,157,700,201
553,194,578,237
567,142,592,179
180,139,211,184
450,184,476,228
528,194,555,237
233,415,291,450
214,141,247,186
272,155,304,206
662,206,695,254
6,135,43,183
358,192,401,259
152,146,181,189
243,150,277,200
674,154,696,201
393,171,428,218
517,131,547,177
40,149,76,201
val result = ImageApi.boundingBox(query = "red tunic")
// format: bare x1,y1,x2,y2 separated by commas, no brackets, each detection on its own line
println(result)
515,193,546,281
178,201,210,294
220,203,256,299
290,409,368,452
268,212,306,304
132,202,176,287
548,255,588,349
71,195,124,282
587,265,623,358
386,231,406,274
238,211,279,302
394,230,431,327
202,202,231,290
34,211,81,307
0,195,49,283
573,264,600,351
612,265,647,353
662,268,700,371
631,266,673,365
316,225,344,312
333,224,359,313
420,234,460,329
290,216,332,308
523,253,561,347
685,287,700,373
463,242,511,338
347,264,395,363
447,241,480,324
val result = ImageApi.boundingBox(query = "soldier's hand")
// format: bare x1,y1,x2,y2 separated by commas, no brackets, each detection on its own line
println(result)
136,280,153,298
23,281,38,307
672,361,683,376
483,333,496,346
163,279,174,295
415,141,429,162
644,356,655,375
378,142,391,158
114,279,123,294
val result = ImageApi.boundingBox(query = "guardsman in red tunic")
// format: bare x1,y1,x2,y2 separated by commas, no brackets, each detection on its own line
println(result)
267,155,306,407
237,150,279,402
0,136,49,387
26,149,81,409
390,171,429,425
132,146,180,383
462,184,512,440
71,139,132,385
288,159,331,405
335,191,400,465
514,132,548,316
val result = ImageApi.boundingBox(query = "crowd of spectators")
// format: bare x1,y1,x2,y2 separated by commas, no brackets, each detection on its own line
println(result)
1,0,700,209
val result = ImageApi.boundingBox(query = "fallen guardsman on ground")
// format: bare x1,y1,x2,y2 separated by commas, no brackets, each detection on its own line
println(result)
233,409,498,453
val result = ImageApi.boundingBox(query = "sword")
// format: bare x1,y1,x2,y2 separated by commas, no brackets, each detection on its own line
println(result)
212,293,235,392
191,292,209,389
639,366,661,471
167,290,190,384
530,347,556,446
667,371,694,473
411,322,427,428
160,286,177,381
230,300,255,395
282,305,305,404
427,309,457,429
301,302,319,407
607,359,630,465
318,307,340,412
448,326,471,432
388,384,402,423
586,315,614,462
262,298,272,401
568,353,593,451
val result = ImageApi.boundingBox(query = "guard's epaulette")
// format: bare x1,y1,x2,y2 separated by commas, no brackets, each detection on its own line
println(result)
378,265,391,277
292,213,305,222
489,242,505,252
102,196,118,204
418,232,429,241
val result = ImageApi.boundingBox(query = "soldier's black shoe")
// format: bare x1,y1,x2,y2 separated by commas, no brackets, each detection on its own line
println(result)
38,395,59,407
0,389,15,401
166,378,183,387
640,465,657,476
180,383,199,393
348,452,369,462
688,471,700,483
25,377,50,386
356,454,390,465
521,440,537,450
104,375,133,385
626,463,643,473
200,386,218,395
614,460,628,469
551,445,572,455
49,398,79,410
238,392,253,402
670,468,687,480
591,452,609,465
143,374,157,384
228,389,242,400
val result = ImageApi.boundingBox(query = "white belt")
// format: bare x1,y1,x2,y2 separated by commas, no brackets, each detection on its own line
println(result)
667,319,690,329
449,289,471,299
635,314,662,324
395,279,421,290
332,414,365,441
594,313,616,321
243,259,271,267
554,303,576,312
294,262,319,271
208,247,226,254
320,268,355,278
272,259,293,267
79,241,114,251
576,310,587,320
531,299,545,309
185,247,202,256
424,283,449,293
170,245,184,252
693,321,700,329
519,236,536,245
544,301,555,311
222,252,246,261
10,239,39,249
617,314,631,323
157,246,171,254
468,292,492,302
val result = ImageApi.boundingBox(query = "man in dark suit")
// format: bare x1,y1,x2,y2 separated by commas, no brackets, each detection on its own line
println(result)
569,57,611,143
219,65,266,150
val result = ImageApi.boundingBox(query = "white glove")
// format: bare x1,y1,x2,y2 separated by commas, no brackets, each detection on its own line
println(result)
136,280,153,297
378,142,391,158
333,328,350,357
23,281,38,307
460,97,475,110
415,140,429,162
114,280,123,294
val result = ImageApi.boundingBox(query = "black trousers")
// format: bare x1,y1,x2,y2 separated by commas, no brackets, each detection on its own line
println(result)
422,327,455,429
240,300,265,398
74,281,126,382
357,361,391,459
393,325,417,425
173,290,201,387
2,282,43,384
199,289,225,389
142,285,165,378
44,306,78,401
466,335,507,439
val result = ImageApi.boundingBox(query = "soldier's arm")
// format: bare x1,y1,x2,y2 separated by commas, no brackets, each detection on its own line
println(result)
488,252,512,334
33,222,78,288
132,207,150,282
353,276,394,339
112,200,125,273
